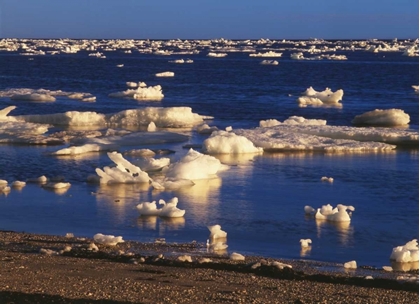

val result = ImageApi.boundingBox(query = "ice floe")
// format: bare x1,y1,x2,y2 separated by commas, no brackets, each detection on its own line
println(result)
352,109,410,127
202,130,263,154
250,51,282,57
0,88,95,103
137,197,185,218
95,151,150,184
9,106,206,128
155,71,174,77
296,87,344,108
304,204,355,222
93,233,124,246
164,149,229,181
109,85,164,100
390,239,419,263
233,121,417,152
260,60,278,65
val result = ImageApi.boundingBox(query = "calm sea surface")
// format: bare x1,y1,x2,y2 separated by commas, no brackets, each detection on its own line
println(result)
0,40,418,268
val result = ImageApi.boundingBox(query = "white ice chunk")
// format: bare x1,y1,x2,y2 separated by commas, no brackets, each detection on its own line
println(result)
95,152,150,184
297,87,344,108
132,157,170,172
42,182,71,189
11,93,56,102
208,224,227,240
352,109,410,127
178,255,192,262
207,52,227,57
136,201,161,216
250,51,282,57
109,85,164,101
321,176,334,183
260,60,279,65
196,124,219,134
165,149,228,181
390,239,419,263
93,233,124,246
344,260,357,269
159,197,186,218
11,181,26,188
147,121,156,132
300,239,312,247
202,130,263,154
155,71,174,77
233,124,417,152
51,144,117,155
230,252,245,261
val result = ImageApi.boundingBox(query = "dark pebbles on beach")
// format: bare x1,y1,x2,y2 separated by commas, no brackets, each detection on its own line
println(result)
0,231,417,304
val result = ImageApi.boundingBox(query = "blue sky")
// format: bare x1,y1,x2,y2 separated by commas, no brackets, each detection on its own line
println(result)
1,0,418,39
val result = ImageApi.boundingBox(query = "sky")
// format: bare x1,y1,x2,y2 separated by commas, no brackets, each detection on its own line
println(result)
0,0,418,40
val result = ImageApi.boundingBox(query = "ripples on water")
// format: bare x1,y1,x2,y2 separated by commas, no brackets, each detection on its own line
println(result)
0,40,418,267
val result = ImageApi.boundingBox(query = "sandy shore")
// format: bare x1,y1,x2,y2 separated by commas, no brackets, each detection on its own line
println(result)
0,231,417,304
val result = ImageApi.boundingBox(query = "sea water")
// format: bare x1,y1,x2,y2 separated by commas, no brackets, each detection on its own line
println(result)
0,39,418,268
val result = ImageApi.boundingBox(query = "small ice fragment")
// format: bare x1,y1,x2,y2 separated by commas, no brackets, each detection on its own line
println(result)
230,252,245,261
344,260,357,269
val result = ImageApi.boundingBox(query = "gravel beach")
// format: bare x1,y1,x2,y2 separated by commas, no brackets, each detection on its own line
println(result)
0,231,417,304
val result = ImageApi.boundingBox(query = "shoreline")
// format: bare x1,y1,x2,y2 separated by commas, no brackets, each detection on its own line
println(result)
0,230,418,303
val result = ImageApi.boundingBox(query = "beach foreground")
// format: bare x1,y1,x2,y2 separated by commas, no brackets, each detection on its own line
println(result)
0,231,417,304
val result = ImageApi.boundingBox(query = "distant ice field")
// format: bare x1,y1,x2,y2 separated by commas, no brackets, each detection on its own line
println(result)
0,38,418,268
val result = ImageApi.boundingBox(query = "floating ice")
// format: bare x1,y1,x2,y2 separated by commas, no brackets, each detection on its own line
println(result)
306,204,354,222
136,201,162,216
321,176,334,183
155,71,174,77
260,60,278,65
390,239,419,263
250,51,282,57
147,121,156,132
260,116,326,128
234,123,417,151
164,149,228,181
196,124,219,134
93,233,124,246
11,93,56,102
109,85,164,100
1,88,95,103
42,182,71,189
208,224,227,240
297,87,344,108
0,186,11,193
136,197,185,218
124,149,156,157
11,181,26,188
207,52,227,57
344,260,357,269
300,239,312,247
352,109,410,127
12,106,206,128
106,107,206,128
169,59,185,63
159,197,185,218
51,144,117,155
206,238,228,252
132,157,170,172
202,130,263,154
95,151,150,184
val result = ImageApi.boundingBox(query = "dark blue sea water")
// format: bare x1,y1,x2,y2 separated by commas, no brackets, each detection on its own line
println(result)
0,39,418,268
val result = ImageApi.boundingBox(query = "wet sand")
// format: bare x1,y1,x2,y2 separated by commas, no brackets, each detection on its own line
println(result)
0,231,417,303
